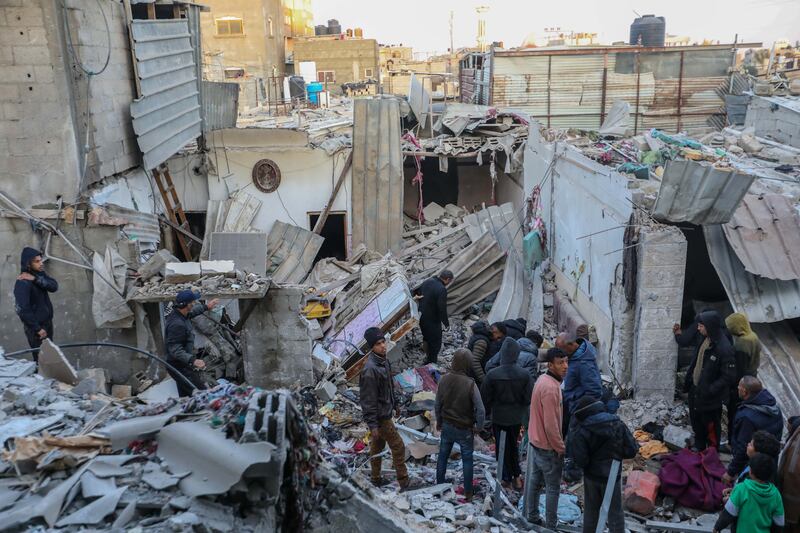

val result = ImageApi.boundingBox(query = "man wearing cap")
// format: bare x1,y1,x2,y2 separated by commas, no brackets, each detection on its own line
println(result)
359,327,409,489
165,290,219,397
14,247,58,364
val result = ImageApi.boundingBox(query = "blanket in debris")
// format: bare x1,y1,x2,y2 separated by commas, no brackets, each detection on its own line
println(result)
658,447,727,511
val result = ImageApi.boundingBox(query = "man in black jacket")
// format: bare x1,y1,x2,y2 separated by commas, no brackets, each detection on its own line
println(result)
417,270,453,364
568,396,638,533
481,337,533,489
164,290,219,396
684,310,737,450
359,327,409,489
14,247,58,363
467,320,492,385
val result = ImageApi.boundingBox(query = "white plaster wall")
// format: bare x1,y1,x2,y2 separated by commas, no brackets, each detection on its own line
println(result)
207,128,352,244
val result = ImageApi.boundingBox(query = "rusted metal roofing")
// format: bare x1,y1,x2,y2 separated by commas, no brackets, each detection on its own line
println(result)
652,159,755,225
130,19,202,170
351,99,404,254
704,225,800,323
723,194,800,281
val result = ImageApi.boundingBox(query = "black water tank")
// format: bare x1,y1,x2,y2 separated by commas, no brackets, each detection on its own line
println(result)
315,24,328,35
630,15,665,47
288,76,306,99
327,19,341,35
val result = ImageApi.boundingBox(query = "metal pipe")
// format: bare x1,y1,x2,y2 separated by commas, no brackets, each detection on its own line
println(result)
4,342,199,392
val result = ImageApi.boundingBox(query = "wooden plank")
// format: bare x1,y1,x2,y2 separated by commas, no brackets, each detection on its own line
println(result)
158,214,203,244
151,168,192,260
222,191,261,232
313,150,353,234
146,3,156,19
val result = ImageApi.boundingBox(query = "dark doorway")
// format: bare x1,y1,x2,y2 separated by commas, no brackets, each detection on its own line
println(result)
420,155,459,207
679,223,729,326
308,212,347,262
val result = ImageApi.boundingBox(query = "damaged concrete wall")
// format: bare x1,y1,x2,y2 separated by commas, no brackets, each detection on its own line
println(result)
744,95,800,149
632,225,687,399
401,163,497,217
241,286,314,389
206,128,352,238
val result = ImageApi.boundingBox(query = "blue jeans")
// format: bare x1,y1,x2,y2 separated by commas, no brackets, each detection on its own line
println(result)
524,445,563,528
436,422,474,492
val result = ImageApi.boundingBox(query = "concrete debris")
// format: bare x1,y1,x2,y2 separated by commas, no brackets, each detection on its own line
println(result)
38,339,79,385
201,259,236,276
164,261,202,283
137,249,180,281
55,486,127,526
133,270,270,301
663,424,693,449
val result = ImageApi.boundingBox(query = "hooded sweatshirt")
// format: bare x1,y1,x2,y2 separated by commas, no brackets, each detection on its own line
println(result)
715,478,785,533
725,312,761,378
13,247,58,332
485,336,539,379
480,337,533,426
436,349,486,430
685,310,737,412
468,321,492,383
562,339,603,413
567,399,638,481
728,388,784,476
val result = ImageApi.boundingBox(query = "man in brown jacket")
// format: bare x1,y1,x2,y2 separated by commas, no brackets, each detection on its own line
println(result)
779,415,800,532
359,327,409,489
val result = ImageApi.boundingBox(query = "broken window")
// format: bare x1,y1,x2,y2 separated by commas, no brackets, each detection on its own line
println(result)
317,70,335,83
223,67,245,79
364,68,374,78
216,17,244,36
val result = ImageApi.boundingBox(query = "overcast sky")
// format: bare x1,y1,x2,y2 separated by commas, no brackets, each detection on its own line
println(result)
313,0,799,57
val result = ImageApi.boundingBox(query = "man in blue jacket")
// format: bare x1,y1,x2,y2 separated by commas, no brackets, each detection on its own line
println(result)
14,247,58,363
556,329,604,417
165,289,219,396
724,376,783,483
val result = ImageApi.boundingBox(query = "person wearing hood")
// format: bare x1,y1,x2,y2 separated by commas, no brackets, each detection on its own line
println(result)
724,377,783,482
684,310,737,450
14,247,58,363
165,290,219,397
778,416,800,532
467,320,492,384
503,318,525,340
487,322,508,358
481,337,533,489
525,347,568,528
416,270,453,364
359,327,409,489
435,348,486,500
713,452,785,533
485,332,540,379
725,313,762,439
568,396,639,533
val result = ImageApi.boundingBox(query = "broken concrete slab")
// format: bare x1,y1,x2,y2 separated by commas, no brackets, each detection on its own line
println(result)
38,340,78,385
142,465,183,490
137,378,179,404
0,414,64,447
422,202,446,222
164,262,201,283
55,486,127,526
100,411,177,451
138,249,179,281
111,500,136,529
314,380,337,403
81,470,117,499
200,260,235,277
111,385,132,399
663,424,692,449
76,368,108,394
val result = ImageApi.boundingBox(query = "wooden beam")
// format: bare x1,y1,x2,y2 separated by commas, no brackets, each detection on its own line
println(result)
158,214,203,244
146,3,156,19
313,150,353,235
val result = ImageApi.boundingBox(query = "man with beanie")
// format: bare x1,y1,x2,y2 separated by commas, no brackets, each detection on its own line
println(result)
436,348,485,500
685,310,737,450
481,337,533,490
359,327,409,489
525,347,568,528
165,290,219,397
568,395,639,533
416,270,453,364
14,247,58,363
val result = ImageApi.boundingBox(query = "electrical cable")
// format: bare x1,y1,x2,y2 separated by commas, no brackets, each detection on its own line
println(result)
4,342,199,392
276,189,300,226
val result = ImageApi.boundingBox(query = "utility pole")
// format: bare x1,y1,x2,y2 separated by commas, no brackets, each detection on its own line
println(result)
476,6,489,53
449,10,454,75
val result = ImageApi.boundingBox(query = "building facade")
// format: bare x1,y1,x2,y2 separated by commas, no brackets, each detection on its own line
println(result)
293,36,379,91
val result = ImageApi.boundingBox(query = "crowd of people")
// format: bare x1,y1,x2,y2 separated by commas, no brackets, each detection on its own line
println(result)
358,272,800,533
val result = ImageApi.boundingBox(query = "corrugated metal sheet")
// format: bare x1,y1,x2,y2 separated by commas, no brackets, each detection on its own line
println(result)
444,231,505,315
652,159,755,225
723,194,800,281
752,322,800,417
130,19,202,170
351,99,403,254
202,81,238,131
464,202,523,252
407,74,431,127
704,224,800,323
266,221,324,284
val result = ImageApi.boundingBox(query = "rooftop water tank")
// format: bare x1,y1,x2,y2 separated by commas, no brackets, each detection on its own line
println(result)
327,18,341,35
630,15,665,47
315,24,328,35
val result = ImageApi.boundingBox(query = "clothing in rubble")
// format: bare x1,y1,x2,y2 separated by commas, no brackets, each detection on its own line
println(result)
659,447,727,511
725,312,762,436
467,320,491,384
359,327,408,488
714,477,785,533
568,397,639,533
684,310,736,450
728,388,783,478
417,275,450,364
481,337,532,483
778,417,800,533
485,336,539,379
164,296,209,397
14,247,58,362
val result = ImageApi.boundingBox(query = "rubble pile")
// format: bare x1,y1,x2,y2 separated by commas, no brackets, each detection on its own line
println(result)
133,271,270,300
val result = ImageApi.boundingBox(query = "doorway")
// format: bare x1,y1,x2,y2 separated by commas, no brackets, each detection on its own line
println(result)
308,212,347,262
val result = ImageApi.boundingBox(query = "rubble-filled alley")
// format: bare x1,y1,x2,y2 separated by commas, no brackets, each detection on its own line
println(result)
1,1,800,532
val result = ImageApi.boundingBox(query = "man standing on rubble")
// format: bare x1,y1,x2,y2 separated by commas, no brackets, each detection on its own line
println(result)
556,328,604,421
417,270,453,364
14,247,58,364
165,289,219,397
684,310,737,450
360,327,409,490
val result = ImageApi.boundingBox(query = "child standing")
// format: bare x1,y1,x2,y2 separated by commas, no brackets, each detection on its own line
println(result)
713,452,785,533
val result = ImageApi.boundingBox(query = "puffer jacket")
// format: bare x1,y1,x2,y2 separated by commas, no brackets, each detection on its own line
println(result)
684,310,736,412
503,319,525,340
485,336,539,379
468,321,491,384
563,339,603,413
13,247,58,331
480,337,533,426
359,352,397,430
567,399,638,482
727,388,783,476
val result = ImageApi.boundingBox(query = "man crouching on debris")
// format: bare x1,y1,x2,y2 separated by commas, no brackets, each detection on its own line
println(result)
435,348,486,501
14,247,58,364
165,290,219,397
568,395,638,533
360,327,409,489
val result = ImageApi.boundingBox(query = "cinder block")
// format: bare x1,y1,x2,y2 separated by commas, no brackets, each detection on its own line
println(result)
0,84,19,101
640,241,687,267
3,65,33,82
12,45,49,65
33,64,53,83
637,307,682,331
633,350,678,372
164,262,201,283
637,287,683,309
3,6,45,26
638,267,684,289
634,329,677,352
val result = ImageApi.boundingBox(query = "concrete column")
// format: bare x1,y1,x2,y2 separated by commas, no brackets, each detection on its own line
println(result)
241,286,314,389
632,226,687,400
